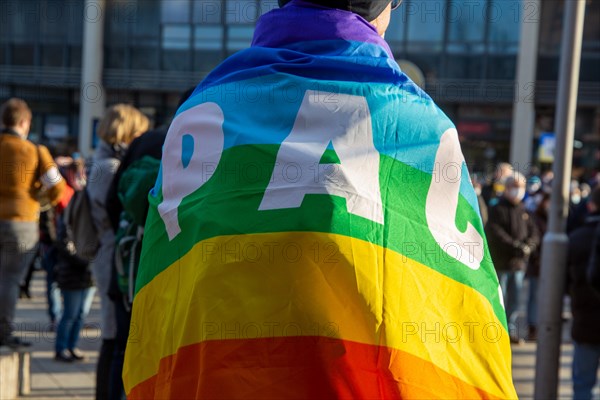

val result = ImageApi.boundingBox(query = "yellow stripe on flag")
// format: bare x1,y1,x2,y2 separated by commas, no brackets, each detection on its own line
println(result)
124,231,514,398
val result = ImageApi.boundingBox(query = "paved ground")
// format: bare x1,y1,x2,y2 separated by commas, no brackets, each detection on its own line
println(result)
4,270,600,399
11,270,100,400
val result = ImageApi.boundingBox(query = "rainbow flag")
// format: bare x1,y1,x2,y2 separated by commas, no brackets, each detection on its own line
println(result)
123,3,517,399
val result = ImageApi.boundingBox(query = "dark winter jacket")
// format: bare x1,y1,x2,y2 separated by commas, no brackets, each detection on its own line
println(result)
568,213,600,344
526,209,548,278
589,222,600,293
485,197,540,271
39,208,57,245
54,215,94,291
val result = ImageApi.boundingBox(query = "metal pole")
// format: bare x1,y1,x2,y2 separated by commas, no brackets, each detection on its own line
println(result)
509,0,540,174
78,0,106,157
534,1,586,399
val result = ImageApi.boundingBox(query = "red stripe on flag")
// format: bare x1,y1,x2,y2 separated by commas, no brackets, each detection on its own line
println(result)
128,336,498,399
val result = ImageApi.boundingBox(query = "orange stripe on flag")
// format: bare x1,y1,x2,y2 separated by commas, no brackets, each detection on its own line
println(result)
128,336,499,399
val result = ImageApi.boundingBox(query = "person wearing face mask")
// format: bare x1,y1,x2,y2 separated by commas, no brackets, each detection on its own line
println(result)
568,181,590,233
86,104,149,400
485,172,540,344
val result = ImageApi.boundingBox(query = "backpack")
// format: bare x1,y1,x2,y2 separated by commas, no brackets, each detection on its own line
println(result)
114,156,161,305
63,187,99,262
115,213,144,306
54,211,94,290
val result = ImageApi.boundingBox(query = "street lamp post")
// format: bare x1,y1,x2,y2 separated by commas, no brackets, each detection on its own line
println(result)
534,1,586,399
78,0,106,157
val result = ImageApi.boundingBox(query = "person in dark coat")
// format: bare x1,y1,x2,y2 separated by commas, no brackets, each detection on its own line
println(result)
53,161,96,362
53,214,95,362
567,186,600,400
525,193,550,341
485,172,540,343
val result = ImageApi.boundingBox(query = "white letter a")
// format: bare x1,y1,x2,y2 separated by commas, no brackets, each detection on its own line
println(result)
259,90,384,225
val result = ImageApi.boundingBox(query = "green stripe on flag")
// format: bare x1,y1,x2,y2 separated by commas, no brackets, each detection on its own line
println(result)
137,144,505,327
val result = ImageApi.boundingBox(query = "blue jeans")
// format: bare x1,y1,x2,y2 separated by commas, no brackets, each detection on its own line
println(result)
527,276,538,327
573,342,600,400
40,244,61,323
55,287,96,353
497,270,525,336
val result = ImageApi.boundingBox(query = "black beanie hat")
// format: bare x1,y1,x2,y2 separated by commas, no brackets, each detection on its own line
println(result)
278,0,392,22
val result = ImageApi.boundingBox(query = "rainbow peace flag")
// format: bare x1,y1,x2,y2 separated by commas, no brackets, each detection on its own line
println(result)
123,3,517,399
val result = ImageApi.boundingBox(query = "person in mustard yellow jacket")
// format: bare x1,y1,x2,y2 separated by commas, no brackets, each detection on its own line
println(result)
0,98,65,348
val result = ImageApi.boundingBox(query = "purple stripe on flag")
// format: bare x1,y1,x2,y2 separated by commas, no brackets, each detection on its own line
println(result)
252,0,393,58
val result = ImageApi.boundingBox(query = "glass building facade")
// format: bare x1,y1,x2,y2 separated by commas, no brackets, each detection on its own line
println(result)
0,0,598,168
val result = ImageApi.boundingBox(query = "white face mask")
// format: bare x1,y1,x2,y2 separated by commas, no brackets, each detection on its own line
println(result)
506,187,526,203
571,195,581,205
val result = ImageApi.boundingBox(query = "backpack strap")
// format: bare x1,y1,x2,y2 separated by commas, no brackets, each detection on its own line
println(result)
128,225,145,304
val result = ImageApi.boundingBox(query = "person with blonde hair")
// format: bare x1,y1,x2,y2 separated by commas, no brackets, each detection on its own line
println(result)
87,104,149,400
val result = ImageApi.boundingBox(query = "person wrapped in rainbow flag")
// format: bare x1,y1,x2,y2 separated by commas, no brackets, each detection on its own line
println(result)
123,0,517,398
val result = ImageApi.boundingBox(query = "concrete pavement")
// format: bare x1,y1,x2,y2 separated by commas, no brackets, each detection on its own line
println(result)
5,270,600,399
11,270,100,400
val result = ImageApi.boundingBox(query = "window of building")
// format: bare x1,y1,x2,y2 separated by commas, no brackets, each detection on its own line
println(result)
162,25,192,50
66,1,84,44
486,55,517,79
538,0,562,54
131,47,160,70
161,0,191,23
133,1,161,41
536,55,559,81
194,26,224,50
40,0,68,42
0,45,8,65
41,44,65,67
44,115,69,140
156,0,265,71
106,47,128,69
162,49,192,71
69,46,82,68
487,0,521,54
386,4,408,48
227,25,254,52
580,56,600,82
447,0,487,51
404,52,443,82
9,1,39,44
443,54,483,79
12,44,35,65
582,0,600,52
226,0,260,24
194,51,223,73
405,0,445,51
194,0,223,24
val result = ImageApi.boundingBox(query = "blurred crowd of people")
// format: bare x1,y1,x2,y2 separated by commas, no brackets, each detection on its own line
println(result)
474,161,600,399
0,91,191,399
